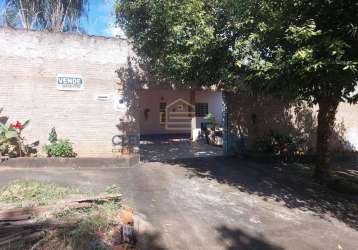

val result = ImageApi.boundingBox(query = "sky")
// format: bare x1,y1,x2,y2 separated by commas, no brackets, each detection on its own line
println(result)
0,0,122,37
81,0,122,37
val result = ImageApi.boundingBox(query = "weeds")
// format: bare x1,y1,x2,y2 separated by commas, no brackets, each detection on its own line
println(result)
0,180,84,207
0,181,123,250
54,200,121,249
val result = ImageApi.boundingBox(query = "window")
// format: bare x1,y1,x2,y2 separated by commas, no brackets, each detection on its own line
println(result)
160,102,166,112
195,103,208,117
177,104,183,111
160,102,166,124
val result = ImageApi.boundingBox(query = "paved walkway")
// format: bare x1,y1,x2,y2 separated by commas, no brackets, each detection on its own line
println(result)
0,158,357,250
140,136,223,162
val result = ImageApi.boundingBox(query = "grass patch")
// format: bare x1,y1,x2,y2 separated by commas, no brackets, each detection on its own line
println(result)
51,187,123,250
0,181,124,250
57,201,122,249
0,180,84,207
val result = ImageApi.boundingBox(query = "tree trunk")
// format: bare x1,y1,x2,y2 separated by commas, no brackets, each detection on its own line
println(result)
314,97,339,181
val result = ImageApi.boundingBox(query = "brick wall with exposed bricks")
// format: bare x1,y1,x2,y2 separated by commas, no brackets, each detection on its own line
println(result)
0,28,136,157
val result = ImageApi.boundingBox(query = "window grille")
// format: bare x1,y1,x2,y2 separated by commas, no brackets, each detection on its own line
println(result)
195,103,208,117
160,102,166,124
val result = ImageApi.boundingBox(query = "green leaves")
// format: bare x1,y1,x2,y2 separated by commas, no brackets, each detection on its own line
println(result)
48,127,58,144
117,0,357,180
0,119,31,157
0,122,17,150
43,128,76,157
239,0,358,102
0,123,17,139
0,123,7,134
343,61,358,73
116,0,236,87
5,130,17,139
21,120,30,130
293,48,314,61
43,139,76,158
286,20,322,43
117,0,358,101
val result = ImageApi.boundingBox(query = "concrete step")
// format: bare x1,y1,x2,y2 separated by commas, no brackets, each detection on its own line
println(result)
0,156,140,168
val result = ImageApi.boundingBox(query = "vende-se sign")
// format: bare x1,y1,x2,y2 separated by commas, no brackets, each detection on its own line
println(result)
56,74,85,91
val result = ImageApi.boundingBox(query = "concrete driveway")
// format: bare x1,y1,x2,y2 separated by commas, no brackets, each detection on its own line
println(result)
0,157,357,250
140,135,223,162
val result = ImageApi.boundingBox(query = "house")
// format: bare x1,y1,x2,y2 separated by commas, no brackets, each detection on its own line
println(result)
1,28,357,159
139,89,223,139
0,28,224,157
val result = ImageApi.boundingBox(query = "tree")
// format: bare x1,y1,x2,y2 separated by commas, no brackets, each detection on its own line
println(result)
115,0,233,87
116,0,358,181
3,0,88,32
233,1,358,181
44,0,88,32
4,0,44,29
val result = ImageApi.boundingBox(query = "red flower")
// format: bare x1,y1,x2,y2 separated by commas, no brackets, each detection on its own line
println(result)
12,121,22,130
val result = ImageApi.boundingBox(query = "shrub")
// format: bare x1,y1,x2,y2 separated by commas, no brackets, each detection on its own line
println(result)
48,127,58,144
0,119,37,157
44,139,76,158
252,130,301,157
204,113,217,126
43,128,76,158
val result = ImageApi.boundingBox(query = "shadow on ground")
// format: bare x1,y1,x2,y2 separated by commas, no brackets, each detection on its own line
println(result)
137,227,283,250
140,136,223,162
165,156,358,231
136,231,166,250
216,226,284,250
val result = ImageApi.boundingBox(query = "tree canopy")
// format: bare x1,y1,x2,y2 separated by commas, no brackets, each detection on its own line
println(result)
116,0,236,87
116,0,358,180
236,1,358,104
117,0,357,94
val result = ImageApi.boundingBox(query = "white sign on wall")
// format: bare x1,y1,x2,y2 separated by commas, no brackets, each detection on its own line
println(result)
56,74,85,91
95,94,112,102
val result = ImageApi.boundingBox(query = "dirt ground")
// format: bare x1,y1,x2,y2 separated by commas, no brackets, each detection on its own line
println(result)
0,157,357,250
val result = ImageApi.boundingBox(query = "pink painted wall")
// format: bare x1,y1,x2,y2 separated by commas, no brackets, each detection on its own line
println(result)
195,90,223,125
139,89,223,135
